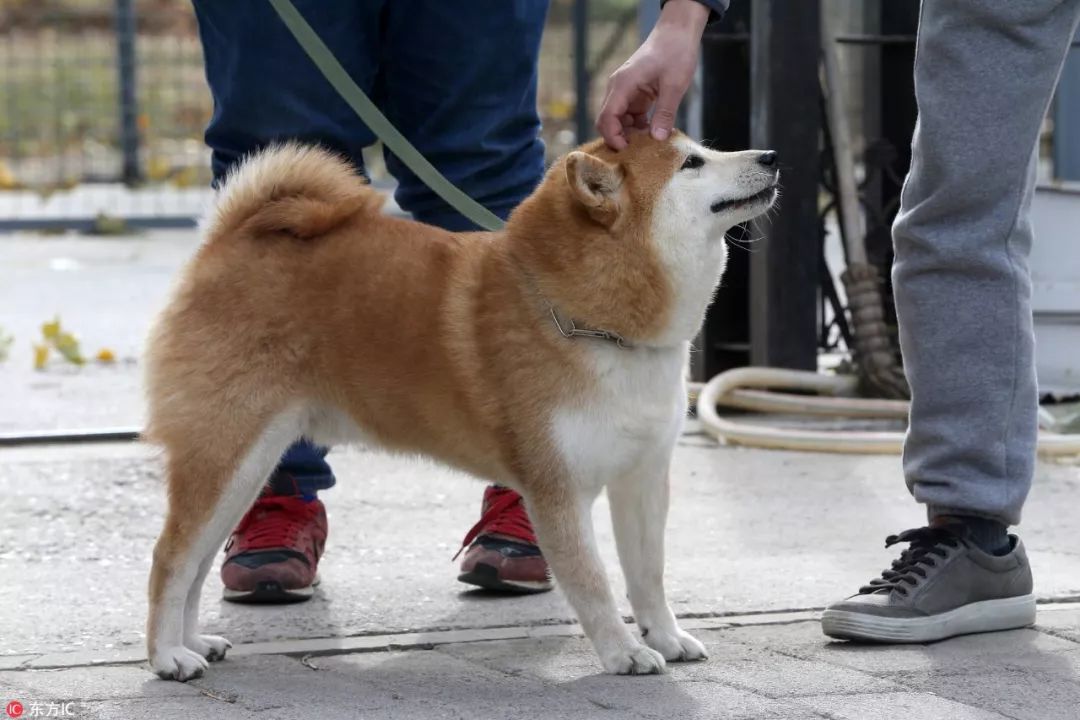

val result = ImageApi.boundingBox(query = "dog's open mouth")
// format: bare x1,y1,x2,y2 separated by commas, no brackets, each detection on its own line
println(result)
710,185,778,214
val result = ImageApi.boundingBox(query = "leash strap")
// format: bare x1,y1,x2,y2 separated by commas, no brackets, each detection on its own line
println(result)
267,0,507,232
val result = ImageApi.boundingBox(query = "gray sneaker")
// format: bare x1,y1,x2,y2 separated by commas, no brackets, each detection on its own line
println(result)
821,526,1035,643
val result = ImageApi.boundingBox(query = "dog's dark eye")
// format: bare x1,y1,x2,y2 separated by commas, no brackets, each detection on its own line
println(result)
681,154,704,171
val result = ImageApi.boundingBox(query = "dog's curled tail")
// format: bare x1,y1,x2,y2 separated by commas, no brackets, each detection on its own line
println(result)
206,142,384,242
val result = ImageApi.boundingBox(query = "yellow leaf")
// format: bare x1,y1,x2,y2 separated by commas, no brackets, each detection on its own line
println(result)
147,156,171,182
546,99,573,121
170,166,199,189
0,160,17,190
95,348,116,363
55,332,85,365
33,344,50,370
42,317,61,340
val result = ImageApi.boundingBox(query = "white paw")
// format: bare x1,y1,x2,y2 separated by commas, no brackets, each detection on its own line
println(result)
185,634,232,662
601,643,667,675
643,627,708,663
150,645,209,682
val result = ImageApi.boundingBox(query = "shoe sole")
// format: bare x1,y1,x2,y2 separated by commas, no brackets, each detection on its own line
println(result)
457,563,553,595
821,593,1036,643
223,575,320,604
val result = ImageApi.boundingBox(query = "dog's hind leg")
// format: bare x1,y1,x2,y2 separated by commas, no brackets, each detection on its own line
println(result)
147,406,305,681
607,454,707,663
523,478,667,675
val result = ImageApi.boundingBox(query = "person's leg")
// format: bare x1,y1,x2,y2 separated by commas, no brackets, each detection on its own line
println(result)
896,1,1080,534
269,441,335,500
380,0,551,592
380,0,548,230
823,0,1080,642
192,0,382,602
194,0,380,181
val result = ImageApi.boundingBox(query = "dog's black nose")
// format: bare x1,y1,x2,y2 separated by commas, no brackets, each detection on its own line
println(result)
757,151,778,167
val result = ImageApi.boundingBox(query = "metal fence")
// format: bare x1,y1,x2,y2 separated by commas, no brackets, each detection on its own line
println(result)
0,0,639,231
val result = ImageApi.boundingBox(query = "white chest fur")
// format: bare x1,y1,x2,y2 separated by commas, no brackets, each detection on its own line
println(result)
551,342,688,492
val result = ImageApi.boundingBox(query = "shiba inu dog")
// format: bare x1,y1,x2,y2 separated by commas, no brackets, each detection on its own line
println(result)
144,130,779,680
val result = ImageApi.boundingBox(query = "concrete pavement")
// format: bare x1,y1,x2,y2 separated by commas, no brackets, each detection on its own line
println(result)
2,230,1079,718
4,437,1080,660
1,605,1079,719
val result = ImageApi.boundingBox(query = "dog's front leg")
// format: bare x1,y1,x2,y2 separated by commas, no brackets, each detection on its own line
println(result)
608,457,707,663
525,480,666,675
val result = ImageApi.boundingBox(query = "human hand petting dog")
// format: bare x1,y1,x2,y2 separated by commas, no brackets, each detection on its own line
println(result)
596,0,710,150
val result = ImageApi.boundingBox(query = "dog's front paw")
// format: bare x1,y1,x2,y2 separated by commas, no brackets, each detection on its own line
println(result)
150,646,209,682
601,643,667,675
186,634,232,662
643,627,708,663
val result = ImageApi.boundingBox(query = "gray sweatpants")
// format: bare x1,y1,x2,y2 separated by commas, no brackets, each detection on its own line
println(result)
894,0,1080,526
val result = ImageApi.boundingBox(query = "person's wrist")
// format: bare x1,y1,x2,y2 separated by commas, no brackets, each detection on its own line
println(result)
657,0,710,33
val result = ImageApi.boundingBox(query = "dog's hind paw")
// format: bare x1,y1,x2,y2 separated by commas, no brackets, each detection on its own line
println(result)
643,628,708,663
601,643,667,675
186,634,232,662
151,646,209,682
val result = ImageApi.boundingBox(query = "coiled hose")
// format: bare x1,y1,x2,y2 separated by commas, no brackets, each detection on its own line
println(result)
694,367,1080,456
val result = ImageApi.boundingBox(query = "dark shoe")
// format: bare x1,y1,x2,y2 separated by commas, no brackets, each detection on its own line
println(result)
822,525,1035,643
456,486,552,594
221,495,327,603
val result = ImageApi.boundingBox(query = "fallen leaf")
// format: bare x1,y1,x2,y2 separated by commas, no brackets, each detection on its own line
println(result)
42,317,61,340
33,344,50,370
54,331,85,365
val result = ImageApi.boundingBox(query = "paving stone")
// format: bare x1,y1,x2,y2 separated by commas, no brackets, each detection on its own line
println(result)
797,691,1011,720
189,654,395,714
892,665,1080,720
435,634,606,682
437,634,832,718
566,676,825,719
315,648,606,720
1035,605,1080,643
2,629,1078,720
713,619,833,652
0,665,201,701
79,697,264,720
717,623,1080,676
677,628,901,697
0,656,39,672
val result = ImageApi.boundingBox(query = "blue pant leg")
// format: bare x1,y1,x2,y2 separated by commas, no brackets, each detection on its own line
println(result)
270,440,336,498
192,0,383,183
380,0,549,229
193,0,386,494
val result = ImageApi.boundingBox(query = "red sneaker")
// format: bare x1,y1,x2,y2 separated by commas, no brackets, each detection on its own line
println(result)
456,486,552,594
221,495,327,603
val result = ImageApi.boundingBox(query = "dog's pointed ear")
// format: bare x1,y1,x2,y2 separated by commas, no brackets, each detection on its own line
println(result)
565,151,623,225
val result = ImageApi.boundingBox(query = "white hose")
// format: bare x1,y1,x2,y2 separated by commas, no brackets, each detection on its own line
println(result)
696,367,1080,456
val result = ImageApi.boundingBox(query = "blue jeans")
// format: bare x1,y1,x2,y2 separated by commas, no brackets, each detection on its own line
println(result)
193,0,548,496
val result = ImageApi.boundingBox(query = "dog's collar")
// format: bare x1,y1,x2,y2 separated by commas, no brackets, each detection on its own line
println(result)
514,261,633,350
549,306,632,350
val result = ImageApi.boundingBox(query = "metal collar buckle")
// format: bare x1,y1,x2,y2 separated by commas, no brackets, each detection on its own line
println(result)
549,308,631,349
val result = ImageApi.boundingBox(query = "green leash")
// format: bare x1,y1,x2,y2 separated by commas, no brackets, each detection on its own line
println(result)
266,0,507,232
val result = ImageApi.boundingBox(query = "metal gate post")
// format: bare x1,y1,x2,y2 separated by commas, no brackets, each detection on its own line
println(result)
748,0,821,370
115,0,141,185
694,5,752,381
